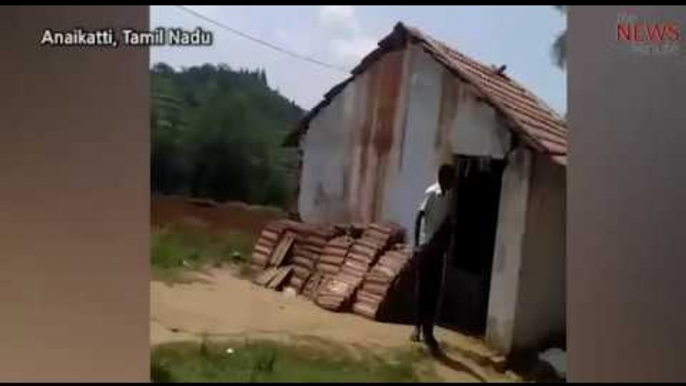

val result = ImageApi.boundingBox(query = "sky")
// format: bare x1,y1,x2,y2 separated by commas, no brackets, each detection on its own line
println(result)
150,6,566,114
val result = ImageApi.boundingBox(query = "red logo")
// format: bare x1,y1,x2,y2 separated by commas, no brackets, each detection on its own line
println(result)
616,11,681,56
617,21,680,43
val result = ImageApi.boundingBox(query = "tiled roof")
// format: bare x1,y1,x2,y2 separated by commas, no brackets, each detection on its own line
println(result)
285,22,567,166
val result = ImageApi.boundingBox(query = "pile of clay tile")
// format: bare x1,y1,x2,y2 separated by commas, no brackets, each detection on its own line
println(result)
250,219,344,292
250,219,416,321
250,220,288,271
315,223,404,312
316,235,354,277
352,244,414,320
305,234,353,300
287,223,339,294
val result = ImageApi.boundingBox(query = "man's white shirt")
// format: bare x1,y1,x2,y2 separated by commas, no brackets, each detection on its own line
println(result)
418,182,452,245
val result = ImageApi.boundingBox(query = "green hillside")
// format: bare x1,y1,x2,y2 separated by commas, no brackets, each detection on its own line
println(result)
151,62,304,207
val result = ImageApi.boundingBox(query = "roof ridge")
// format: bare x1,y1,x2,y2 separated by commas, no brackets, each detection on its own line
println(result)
399,23,567,155
400,24,505,76
398,22,565,121
285,21,567,165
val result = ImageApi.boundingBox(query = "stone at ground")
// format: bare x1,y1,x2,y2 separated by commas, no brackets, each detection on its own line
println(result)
283,287,297,298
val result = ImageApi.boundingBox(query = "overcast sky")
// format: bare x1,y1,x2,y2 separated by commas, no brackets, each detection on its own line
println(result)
150,6,566,114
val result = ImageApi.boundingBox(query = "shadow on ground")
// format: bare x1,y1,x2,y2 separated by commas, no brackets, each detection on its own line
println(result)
430,344,488,382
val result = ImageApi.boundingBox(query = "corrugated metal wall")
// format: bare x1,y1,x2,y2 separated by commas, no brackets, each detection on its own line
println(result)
299,43,511,234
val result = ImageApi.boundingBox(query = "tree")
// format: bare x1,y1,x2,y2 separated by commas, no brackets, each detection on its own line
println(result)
152,62,175,75
259,69,268,86
552,6,567,70
149,62,305,207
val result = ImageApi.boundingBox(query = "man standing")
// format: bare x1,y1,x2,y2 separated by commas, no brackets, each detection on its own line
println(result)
410,163,456,351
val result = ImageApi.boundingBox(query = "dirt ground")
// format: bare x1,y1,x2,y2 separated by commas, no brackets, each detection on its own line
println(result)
151,269,519,383
150,196,520,382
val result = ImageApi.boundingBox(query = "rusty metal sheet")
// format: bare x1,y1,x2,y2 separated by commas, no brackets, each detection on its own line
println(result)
286,22,567,163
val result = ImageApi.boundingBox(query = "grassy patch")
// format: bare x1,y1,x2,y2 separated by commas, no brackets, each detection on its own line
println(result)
151,339,430,383
151,226,257,283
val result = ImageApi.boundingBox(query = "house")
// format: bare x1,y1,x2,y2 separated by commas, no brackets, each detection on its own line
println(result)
284,23,567,355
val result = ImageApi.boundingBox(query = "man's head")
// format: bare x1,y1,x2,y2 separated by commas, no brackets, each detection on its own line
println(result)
438,164,456,192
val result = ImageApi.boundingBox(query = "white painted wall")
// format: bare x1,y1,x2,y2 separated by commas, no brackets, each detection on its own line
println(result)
512,154,567,350
485,149,567,355
299,68,369,225
382,44,444,235
486,147,533,354
299,43,512,236
448,81,511,159
387,45,511,234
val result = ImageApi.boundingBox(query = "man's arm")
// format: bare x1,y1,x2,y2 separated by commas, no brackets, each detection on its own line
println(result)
414,210,425,247
415,189,431,247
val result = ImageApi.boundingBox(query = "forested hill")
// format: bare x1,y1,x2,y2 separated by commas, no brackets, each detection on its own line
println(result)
151,62,304,207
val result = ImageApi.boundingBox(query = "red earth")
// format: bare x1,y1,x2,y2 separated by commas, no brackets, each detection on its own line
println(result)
151,195,288,236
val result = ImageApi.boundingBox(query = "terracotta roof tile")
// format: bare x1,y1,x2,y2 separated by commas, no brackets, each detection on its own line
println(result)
285,22,567,166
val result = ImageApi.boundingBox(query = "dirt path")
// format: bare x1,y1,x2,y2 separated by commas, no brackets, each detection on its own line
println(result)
151,269,519,383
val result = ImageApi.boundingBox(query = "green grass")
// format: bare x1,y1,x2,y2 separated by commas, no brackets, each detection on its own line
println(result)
151,226,257,283
151,339,430,383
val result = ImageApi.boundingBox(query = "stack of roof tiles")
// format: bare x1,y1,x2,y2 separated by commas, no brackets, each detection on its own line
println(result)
340,238,383,278
303,224,365,300
301,271,323,300
250,219,341,292
250,220,418,321
335,223,367,239
352,244,414,320
250,220,289,270
314,271,365,312
362,223,405,250
286,224,340,293
341,223,403,276
316,235,355,278
314,223,404,312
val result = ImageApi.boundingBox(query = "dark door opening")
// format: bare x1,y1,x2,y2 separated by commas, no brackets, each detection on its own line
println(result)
438,155,505,336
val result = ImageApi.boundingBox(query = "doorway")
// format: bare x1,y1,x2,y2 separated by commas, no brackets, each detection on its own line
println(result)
438,155,506,336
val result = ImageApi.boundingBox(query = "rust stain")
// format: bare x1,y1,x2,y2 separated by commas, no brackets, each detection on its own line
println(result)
346,80,363,223
436,69,460,151
397,48,412,172
372,54,401,156
314,182,326,206
371,51,404,220
351,51,406,224
341,167,349,201
356,64,379,223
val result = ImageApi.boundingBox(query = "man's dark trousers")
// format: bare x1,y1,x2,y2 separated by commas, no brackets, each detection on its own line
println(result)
414,221,452,340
